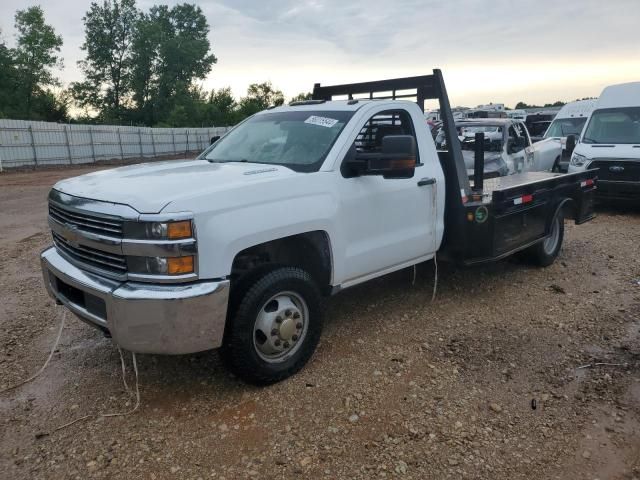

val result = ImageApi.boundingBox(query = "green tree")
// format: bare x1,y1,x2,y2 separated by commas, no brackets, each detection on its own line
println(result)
289,92,312,103
238,82,284,117
74,0,139,121
12,6,63,117
0,36,20,118
207,87,237,125
130,3,216,125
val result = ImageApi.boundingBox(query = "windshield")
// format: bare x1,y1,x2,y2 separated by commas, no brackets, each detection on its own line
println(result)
199,110,353,172
459,125,503,135
544,117,587,138
581,107,640,144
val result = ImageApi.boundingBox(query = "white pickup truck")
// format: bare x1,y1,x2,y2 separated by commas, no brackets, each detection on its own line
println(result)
41,70,597,384
436,119,563,176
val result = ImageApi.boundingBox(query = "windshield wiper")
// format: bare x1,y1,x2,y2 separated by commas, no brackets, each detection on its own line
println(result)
208,158,272,165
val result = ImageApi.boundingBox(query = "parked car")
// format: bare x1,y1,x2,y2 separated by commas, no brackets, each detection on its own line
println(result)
435,119,562,177
568,82,640,202
41,70,596,384
544,100,597,172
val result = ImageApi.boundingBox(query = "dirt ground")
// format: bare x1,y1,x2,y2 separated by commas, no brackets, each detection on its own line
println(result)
0,165,639,480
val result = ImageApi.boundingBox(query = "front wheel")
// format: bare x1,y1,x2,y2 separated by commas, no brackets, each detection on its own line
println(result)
525,208,565,267
221,267,323,385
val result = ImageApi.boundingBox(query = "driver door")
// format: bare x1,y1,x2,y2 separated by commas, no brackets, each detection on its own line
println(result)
336,107,437,285
507,124,530,173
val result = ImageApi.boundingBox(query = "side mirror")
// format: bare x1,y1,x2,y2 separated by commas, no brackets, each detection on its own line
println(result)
565,134,576,155
210,135,221,145
342,135,416,179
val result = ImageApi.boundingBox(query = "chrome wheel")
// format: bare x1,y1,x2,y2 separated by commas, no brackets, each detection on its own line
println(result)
253,291,308,363
543,215,561,255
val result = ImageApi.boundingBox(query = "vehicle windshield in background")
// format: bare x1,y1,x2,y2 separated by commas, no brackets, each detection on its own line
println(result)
544,117,587,138
581,107,640,144
458,125,503,151
528,121,551,138
435,125,504,150
200,110,354,172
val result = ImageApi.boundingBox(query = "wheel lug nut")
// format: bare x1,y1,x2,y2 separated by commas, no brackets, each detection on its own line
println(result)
285,310,292,317
296,322,303,329
275,317,283,324
293,312,301,319
274,339,281,346
271,328,278,336
283,342,290,348
292,334,298,341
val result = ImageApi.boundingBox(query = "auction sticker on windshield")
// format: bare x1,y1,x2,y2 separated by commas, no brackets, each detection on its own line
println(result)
304,115,339,128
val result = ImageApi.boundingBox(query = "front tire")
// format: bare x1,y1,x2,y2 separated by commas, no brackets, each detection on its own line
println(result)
221,267,323,385
525,208,564,266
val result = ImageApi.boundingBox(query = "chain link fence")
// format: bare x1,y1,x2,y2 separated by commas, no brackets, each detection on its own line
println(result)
0,119,231,170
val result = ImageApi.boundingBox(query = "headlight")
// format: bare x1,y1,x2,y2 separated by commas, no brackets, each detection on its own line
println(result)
570,153,588,167
128,255,195,275
125,220,193,240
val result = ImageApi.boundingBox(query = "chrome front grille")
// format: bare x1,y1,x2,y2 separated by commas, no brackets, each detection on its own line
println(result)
49,203,124,238
52,231,127,277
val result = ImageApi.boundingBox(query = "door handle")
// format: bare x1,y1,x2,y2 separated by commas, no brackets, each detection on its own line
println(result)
418,177,436,187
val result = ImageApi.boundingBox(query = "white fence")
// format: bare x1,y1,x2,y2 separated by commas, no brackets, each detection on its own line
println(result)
0,119,231,170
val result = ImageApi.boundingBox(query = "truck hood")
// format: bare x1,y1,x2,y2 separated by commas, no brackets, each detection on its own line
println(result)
53,159,299,213
574,143,640,160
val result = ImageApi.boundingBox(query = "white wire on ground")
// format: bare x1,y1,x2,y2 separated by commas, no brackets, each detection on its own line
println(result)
431,252,438,302
101,351,140,417
53,351,140,432
117,346,131,393
0,309,66,394
0,305,141,432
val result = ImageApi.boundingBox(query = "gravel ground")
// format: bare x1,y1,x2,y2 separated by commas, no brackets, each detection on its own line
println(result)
0,166,639,480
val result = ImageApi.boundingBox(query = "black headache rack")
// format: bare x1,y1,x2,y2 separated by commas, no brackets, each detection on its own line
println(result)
312,70,598,265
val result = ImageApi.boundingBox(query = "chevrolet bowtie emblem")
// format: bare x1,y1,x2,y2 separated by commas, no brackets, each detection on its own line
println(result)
66,224,81,248
609,165,625,173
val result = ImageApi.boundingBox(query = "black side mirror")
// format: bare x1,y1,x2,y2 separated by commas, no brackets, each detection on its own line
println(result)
210,135,220,145
342,135,417,179
565,134,576,155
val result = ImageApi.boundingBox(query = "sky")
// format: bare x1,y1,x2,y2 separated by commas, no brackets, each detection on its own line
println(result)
1,0,639,109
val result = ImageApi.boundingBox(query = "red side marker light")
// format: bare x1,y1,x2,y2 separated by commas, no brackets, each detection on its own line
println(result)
514,194,533,205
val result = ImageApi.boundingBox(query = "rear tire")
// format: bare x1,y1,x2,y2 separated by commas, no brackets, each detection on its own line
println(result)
525,208,564,267
221,267,323,385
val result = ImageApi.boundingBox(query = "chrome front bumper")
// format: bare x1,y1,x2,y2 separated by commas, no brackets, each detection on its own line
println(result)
41,247,230,354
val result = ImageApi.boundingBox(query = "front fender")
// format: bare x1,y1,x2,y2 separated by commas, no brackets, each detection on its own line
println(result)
193,191,338,280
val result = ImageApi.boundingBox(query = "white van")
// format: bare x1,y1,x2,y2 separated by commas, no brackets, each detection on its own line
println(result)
544,99,597,171
568,82,640,202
